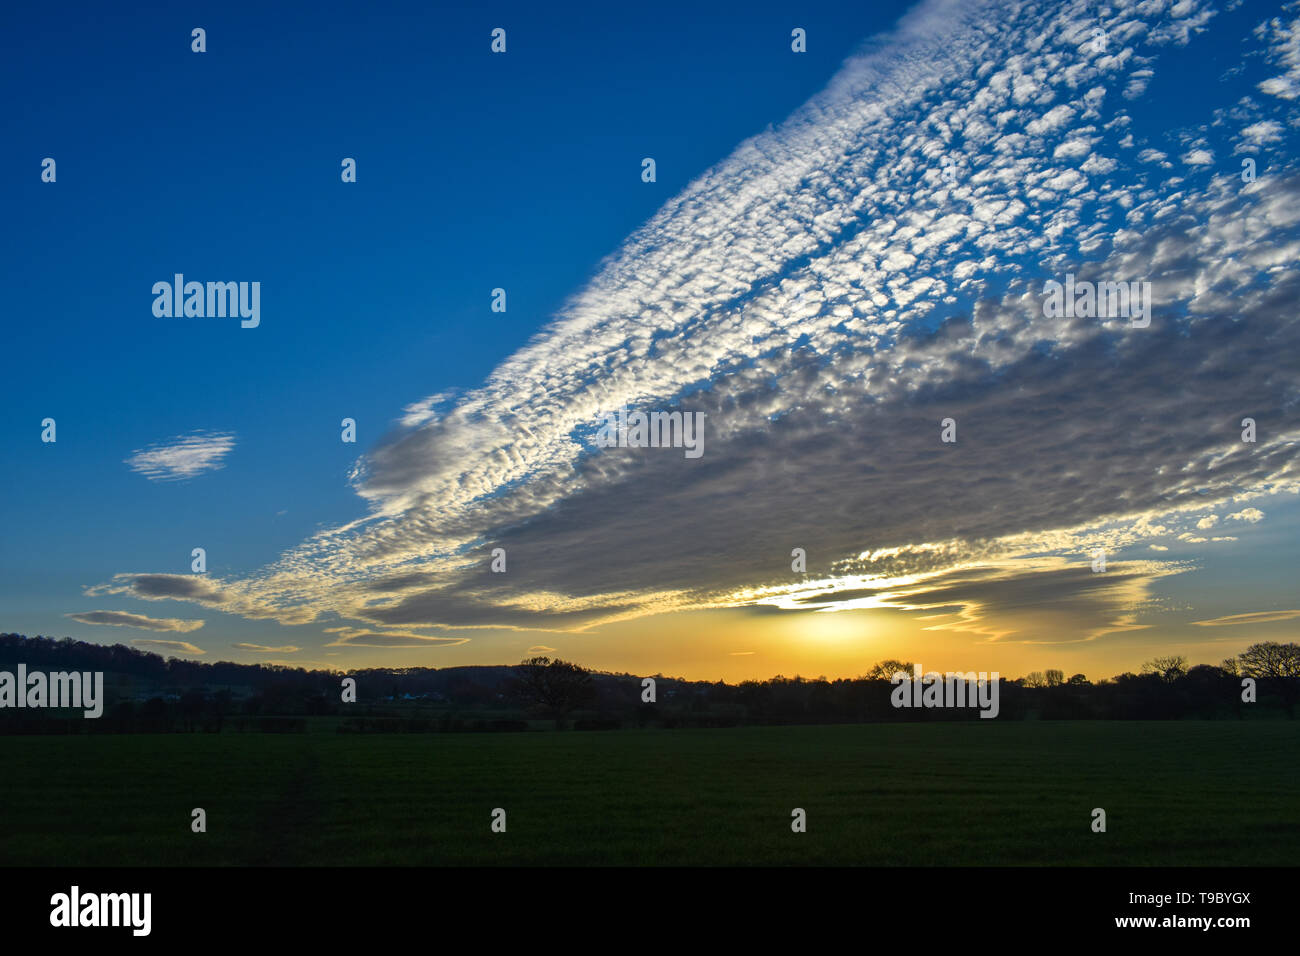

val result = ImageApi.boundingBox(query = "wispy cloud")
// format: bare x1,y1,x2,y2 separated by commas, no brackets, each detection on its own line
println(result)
1192,610,1300,628
322,627,470,649
66,610,205,633
130,639,205,655
232,643,301,653
125,430,235,481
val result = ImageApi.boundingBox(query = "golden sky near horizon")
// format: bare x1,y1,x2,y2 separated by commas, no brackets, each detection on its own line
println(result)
280,604,1300,683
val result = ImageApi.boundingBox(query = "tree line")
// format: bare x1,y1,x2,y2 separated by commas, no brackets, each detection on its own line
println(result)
1,633,1297,733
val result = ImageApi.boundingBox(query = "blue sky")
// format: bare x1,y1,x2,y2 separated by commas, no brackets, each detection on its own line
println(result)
2,1,903,546
3,0,1298,680
2,0,906,623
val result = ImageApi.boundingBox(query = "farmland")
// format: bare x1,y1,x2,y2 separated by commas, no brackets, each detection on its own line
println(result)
2,721,1295,866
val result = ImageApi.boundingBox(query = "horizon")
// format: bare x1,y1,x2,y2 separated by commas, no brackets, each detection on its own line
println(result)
0,629,1278,687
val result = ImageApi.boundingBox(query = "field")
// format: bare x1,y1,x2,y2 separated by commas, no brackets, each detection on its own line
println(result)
2,721,1296,866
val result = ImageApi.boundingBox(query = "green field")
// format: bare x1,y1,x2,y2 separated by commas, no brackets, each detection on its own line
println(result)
2,721,1296,865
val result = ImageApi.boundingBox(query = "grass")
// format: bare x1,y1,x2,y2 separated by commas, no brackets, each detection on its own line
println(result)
2,721,1295,865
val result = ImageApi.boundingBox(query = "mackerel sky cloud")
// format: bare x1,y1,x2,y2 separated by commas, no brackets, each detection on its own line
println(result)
88,0,1300,655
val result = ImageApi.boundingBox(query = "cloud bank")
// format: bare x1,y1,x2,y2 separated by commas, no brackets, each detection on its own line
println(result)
94,0,1300,649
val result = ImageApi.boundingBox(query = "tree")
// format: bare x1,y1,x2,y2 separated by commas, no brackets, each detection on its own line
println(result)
212,689,233,732
1066,673,1089,685
513,657,595,729
1141,655,1187,682
1237,642,1300,718
866,659,914,681
1237,642,1300,679
179,689,206,732
1022,671,1047,688
1045,669,1065,687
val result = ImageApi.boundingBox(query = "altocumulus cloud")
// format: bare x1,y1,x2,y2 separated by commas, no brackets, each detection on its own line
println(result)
125,430,235,481
96,0,1300,648
66,610,205,633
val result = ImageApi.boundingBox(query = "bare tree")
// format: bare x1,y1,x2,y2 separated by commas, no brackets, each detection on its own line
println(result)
513,657,595,729
1045,669,1065,687
1022,671,1047,688
866,659,914,681
1237,642,1300,718
1141,655,1188,682
1237,642,1300,679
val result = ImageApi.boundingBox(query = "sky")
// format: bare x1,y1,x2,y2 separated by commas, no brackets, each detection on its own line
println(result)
3,0,1298,682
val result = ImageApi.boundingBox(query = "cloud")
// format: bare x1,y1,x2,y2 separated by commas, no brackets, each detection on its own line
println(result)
764,556,1187,646
66,610,205,632
322,627,469,649
1192,609,1300,628
125,431,235,481
1257,11,1300,101
1228,508,1264,523
87,574,227,606
525,645,557,654
130,639,205,655
232,643,301,653
94,0,1299,650
1238,120,1285,147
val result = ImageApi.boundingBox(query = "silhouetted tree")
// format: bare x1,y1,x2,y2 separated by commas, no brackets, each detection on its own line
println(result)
212,689,233,732
1239,642,1300,718
513,657,595,729
866,659,914,681
1141,655,1188,682
180,690,206,732
1238,642,1300,678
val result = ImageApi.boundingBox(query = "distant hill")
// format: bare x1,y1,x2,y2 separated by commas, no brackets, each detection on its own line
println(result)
0,632,693,703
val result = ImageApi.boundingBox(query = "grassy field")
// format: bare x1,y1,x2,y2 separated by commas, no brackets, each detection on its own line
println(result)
2,721,1296,865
